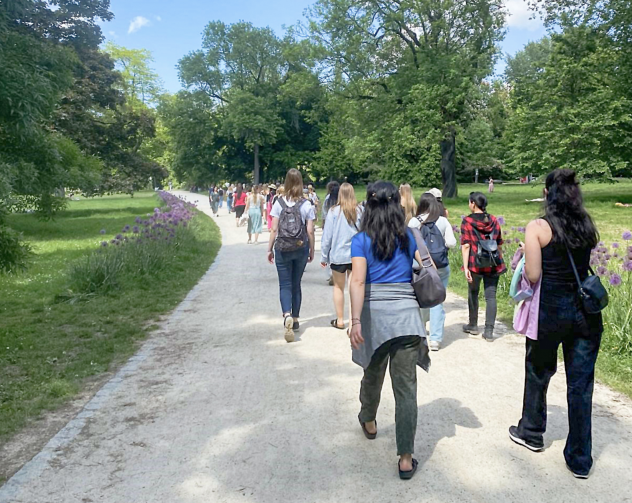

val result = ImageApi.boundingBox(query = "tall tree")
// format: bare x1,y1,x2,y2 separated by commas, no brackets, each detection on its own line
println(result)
307,0,505,196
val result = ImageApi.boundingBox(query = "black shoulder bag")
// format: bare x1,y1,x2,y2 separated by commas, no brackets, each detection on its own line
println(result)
566,245,609,314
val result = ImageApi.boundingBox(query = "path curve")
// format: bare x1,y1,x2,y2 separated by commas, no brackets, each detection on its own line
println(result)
2,190,632,503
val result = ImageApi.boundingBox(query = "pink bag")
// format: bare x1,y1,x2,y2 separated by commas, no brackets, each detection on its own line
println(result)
513,268,541,340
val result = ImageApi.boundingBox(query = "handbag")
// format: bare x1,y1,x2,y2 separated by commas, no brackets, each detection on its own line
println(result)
410,228,447,308
566,244,609,314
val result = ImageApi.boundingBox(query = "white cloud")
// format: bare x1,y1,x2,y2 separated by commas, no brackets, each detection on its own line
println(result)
155,15,162,22
505,0,543,31
108,30,118,38
128,16,151,34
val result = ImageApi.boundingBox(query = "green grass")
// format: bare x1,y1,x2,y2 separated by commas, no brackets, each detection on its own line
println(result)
0,193,220,445
318,180,632,397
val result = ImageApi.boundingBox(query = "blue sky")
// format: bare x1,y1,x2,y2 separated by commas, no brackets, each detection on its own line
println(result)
101,0,548,93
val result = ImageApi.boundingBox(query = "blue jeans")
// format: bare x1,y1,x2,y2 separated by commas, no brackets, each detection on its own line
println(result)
516,280,602,475
421,265,450,343
219,196,224,208
275,247,309,318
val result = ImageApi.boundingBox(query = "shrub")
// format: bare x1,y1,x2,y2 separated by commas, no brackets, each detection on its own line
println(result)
0,224,32,273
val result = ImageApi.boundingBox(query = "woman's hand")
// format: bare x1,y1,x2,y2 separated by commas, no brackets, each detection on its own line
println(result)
320,261,327,269
267,251,275,264
308,249,314,263
464,268,473,283
349,323,364,350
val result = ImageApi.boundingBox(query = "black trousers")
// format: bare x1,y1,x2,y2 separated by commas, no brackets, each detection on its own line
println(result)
515,281,602,475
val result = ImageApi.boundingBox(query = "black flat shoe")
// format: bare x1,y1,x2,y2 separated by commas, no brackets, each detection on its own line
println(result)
358,415,377,439
399,458,418,480
330,319,345,330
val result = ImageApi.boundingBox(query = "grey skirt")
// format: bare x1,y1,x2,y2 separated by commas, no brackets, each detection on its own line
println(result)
352,282,430,372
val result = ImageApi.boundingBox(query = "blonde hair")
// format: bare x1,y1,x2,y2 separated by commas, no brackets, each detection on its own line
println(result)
250,184,261,205
277,185,285,197
284,169,304,201
337,183,358,226
399,184,417,224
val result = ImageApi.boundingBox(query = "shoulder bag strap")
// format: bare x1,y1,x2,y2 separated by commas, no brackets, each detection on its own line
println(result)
565,243,584,287
411,228,433,268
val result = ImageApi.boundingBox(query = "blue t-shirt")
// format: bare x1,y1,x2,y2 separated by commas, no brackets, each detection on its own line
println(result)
351,230,418,284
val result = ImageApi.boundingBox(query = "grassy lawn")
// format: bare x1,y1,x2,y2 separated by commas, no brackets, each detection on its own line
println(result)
0,192,220,446
318,181,632,398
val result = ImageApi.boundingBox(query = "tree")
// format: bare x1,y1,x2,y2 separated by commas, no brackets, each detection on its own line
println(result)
307,0,505,196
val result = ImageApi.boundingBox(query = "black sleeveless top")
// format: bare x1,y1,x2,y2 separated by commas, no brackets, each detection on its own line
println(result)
541,219,591,285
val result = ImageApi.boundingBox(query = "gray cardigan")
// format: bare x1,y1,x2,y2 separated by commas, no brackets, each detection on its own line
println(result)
321,206,363,265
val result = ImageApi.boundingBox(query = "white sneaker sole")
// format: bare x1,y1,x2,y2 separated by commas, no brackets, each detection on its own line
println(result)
566,463,590,479
284,317,295,343
509,431,544,452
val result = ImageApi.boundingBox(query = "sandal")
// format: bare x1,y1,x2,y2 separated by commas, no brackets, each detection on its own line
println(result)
398,458,418,480
358,415,377,440
330,319,345,330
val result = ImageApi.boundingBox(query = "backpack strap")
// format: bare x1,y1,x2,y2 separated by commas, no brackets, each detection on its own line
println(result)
278,197,288,209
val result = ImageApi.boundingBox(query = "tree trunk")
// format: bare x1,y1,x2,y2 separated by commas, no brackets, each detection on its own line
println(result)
253,143,260,185
440,133,457,198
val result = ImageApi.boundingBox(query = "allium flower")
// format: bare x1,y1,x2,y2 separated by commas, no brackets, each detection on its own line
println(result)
135,216,142,224
613,253,619,258
598,241,605,247
115,234,123,240
154,208,161,213
604,254,612,261
612,242,620,249
132,226,139,234
123,225,130,233
498,216,506,226
621,230,632,241
609,274,622,286
100,241,108,247
511,226,516,231
590,257,599,266
518,227,525,233
597,266,607,276
515,238,521,244
623,261,632,272
100,229,106,235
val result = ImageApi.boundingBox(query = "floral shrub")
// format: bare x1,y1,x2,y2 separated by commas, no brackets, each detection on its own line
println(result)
448,219,632,356
67,192,199,297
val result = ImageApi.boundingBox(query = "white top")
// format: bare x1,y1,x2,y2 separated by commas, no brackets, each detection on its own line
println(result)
247,194,263,207
270,197,316,224
408,215,457,248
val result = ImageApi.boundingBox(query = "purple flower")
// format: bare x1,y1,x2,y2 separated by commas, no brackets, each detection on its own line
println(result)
623,261,632,272
623,231,632,241
511,226,516,231
135,216,142,224
598,241,605,247
132,226,139,234
612,242,620,249
604,254,612,261
514,238,521,244
613,253,619,258
100,229,106,235
154,208,161,214
498,216,506,226
590,257,598,266
115,234,123,240
597,266,607,276
122,225,130,233
100,241,108,247
609,274,622,286
518,227,525,233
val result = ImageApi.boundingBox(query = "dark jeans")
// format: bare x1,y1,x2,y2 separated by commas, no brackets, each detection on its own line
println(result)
516,281,602,475
359,336,420,455
275,247,309,318
467,273,499,331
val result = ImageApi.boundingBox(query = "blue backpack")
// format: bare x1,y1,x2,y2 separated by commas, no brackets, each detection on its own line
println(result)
419,219,449,269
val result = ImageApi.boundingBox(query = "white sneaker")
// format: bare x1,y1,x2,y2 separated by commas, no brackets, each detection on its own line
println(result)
429,341,440,351
284,316,295,343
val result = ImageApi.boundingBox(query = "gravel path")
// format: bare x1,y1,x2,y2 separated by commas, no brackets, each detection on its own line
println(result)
2,190,632,503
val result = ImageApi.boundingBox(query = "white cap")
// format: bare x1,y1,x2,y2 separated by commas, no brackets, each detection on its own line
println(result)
425,188,442,199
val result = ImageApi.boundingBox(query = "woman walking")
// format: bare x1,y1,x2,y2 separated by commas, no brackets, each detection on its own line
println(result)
349,181,429,480
460,192,506,341
399,184,417,225
509,169,602,479
266,184,277,231
322,181,340,286
408,193,457,351
267,169,315,343
246,185,264,244
488,177,495,193
233,183,247,226
321,183,362,330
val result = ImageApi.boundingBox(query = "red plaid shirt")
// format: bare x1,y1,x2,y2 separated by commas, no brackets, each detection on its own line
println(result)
460,214,506,275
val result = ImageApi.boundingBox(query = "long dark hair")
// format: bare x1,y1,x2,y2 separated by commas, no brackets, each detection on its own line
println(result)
544,169,598,249
469,192,491,223
361,181,409,261
324,181,340,214
416,193,442,223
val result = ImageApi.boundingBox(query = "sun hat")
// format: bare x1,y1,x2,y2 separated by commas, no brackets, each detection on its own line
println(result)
425,188,442,199
268,184,276,190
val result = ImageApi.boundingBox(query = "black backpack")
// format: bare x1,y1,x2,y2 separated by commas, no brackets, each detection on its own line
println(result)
473,228,501,268
419,219,449,269
275,198,308,252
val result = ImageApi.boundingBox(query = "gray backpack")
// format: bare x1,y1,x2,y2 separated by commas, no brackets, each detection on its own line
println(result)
275,198,308,252
410,228,447,308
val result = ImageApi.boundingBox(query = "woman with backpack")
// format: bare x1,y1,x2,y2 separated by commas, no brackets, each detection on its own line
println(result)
460,192,506,342
508,169,603,479
245,184,264,245
267,169,315,343
233,183,247,227
349,181,429,480
321,183,362,330
408,193,457,351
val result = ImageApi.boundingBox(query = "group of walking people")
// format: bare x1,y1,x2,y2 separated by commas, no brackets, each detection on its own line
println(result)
261,168,602,481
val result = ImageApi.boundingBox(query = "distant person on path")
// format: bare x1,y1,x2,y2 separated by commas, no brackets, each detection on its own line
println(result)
399,184,417,225
460,192,506,341
246,185,264,244
307,184,320,215
322,181,341,286
321,183,362,330
267,169,315,343
227,187,234,213
408,193,457,351
488,177,495,193
349,181,430,480
509,169,602,479
266,184,277,231
234,183,247,226
210,188,220,217
218,187,225,208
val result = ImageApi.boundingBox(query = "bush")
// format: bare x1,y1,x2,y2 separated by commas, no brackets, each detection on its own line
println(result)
0,224,32,273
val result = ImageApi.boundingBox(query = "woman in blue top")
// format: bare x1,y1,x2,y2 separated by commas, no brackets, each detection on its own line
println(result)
349,181,430,480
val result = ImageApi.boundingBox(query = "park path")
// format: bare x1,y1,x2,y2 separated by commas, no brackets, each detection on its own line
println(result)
2,190,632,503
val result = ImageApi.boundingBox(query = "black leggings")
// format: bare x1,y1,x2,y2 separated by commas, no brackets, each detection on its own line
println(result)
467,274,499,330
